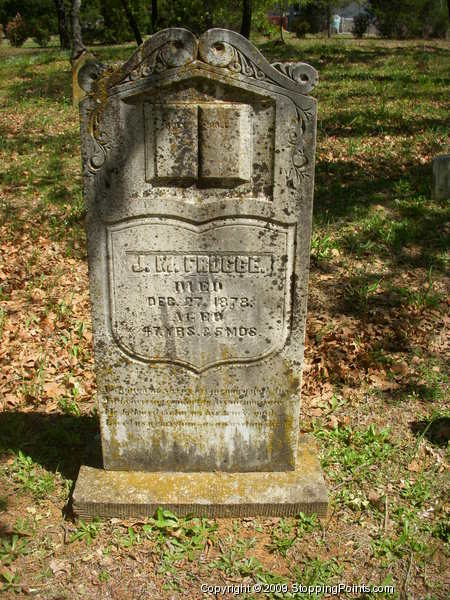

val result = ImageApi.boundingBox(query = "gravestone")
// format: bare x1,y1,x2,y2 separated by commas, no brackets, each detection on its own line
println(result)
72,28,328,518
432,154,450,200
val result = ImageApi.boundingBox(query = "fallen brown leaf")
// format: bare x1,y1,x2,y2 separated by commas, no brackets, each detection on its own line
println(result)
327,415,339,429
307,407,322,417
407,460,421,473
43,382,65,399
49,558,71,575
392,361,409,376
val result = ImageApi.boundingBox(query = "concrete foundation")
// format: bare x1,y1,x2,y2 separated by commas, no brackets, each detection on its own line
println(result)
72,436,328,520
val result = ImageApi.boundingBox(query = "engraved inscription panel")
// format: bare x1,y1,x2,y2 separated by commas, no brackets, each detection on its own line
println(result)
107,217,295,372
199,104,251,183
144,102,253,187
98,380,297,472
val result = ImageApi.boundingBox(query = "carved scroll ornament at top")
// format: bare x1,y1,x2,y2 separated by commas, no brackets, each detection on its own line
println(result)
198,29,318,94
78,28,318,96
119,28,198,83
78,29,318,175
271,62,318,91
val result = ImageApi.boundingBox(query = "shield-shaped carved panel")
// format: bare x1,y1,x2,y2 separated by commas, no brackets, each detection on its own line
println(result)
107,217,295,372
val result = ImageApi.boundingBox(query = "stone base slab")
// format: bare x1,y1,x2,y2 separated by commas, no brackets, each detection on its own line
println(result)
72,436,328,520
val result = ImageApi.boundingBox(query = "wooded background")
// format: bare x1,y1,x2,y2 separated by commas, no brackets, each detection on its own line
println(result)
0,0,449,53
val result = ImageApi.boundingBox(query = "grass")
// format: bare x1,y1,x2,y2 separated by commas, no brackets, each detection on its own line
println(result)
0,32,449,599
69,518,102,545
6,451,56,499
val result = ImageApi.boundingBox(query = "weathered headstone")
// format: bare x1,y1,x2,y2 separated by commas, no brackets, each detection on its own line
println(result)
73,28,327,518
432,154,450,200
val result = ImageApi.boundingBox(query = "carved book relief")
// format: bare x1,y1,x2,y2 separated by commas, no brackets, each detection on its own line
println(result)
144,103,252,186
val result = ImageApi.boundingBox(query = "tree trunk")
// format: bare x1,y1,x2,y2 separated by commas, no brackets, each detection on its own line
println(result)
279,3,284,42
54,0,70,49
152,0,157,33
151,0,158,32
447,0,450,40
120,0,143,46
326,4,331,38
71,0,86,63
240,0,252,39
100,0,113,34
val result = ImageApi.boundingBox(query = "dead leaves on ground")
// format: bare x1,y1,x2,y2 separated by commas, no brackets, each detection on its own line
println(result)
1,217,447,418
0,223,93,413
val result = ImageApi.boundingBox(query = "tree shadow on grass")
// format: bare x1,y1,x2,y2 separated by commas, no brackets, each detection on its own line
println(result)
258,39,450,69
2,45,133,106
93,44,136,63
0,411,101,482
0,128,81,201
315,263,445,325
6,68,72,104
410,416,450,447
0,120,86,257
258,39,393,65
319,107,447,137
313,157,448,270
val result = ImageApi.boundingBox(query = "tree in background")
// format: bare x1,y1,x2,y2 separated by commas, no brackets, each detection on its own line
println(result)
0,0,290,50
5,13,28,46
54,0,70,48
95,0,149,44
368,0,449,38
151,0,158,32
289,0,349,37
14,0,442,50
306,0,351,37
157,0,213,34
352,12,370,38
71,0,86,62
241,0,252,38
120,0,143,44
155,0,261,36
0,0,58,46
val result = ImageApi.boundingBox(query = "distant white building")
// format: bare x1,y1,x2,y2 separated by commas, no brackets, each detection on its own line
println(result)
333,2,378,35
286,1,377,36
